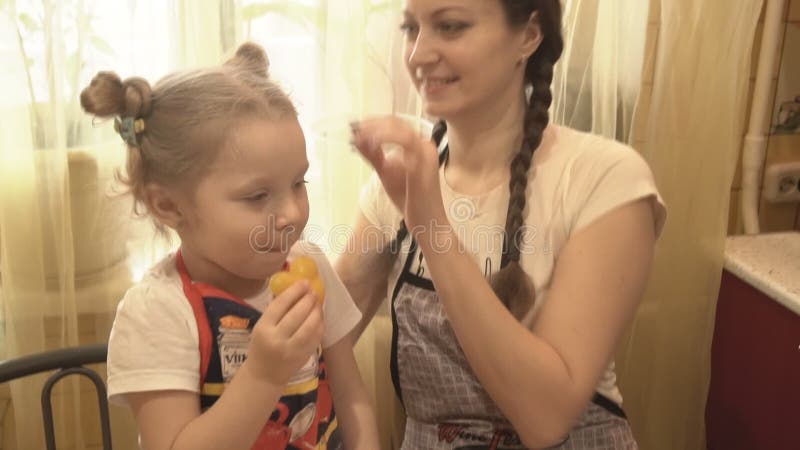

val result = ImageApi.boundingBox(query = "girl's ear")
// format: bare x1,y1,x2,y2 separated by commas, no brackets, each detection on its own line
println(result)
144,183,186,230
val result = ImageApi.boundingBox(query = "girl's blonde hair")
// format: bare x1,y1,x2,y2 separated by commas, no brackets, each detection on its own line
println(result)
80,42,297,219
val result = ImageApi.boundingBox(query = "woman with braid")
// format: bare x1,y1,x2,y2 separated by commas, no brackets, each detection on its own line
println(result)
338,1,666,449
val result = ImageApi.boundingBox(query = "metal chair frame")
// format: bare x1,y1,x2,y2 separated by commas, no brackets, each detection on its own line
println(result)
0,343,111,449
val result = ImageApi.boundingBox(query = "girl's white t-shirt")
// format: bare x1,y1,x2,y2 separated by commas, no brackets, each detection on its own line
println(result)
106,240,361,404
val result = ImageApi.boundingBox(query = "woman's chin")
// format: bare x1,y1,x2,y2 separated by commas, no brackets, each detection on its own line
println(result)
422,102,459,123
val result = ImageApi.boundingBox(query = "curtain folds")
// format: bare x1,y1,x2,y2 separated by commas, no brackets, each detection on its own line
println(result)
615,1,763,448
0,1,765,448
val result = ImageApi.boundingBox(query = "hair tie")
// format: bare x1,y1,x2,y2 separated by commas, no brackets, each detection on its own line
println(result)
114,116,146,147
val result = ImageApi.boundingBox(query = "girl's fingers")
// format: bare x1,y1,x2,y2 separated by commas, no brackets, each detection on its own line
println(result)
261,281,311,326
289,303,324,347
275,292,318,337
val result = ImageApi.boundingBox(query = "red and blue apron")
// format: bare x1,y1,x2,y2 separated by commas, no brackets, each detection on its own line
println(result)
177,252,342,450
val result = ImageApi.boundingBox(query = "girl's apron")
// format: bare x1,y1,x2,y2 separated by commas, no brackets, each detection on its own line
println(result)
176,252,342,450
390,239,638,450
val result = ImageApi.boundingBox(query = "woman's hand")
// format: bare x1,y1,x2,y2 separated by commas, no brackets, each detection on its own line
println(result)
351,116,447,234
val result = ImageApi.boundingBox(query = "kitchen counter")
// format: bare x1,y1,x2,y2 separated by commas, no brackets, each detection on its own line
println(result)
723,231,800,316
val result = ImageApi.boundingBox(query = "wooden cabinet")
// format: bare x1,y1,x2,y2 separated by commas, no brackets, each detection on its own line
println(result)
705,270,800,450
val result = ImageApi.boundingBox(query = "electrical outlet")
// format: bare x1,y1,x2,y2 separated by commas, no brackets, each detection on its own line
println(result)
763,162,800,203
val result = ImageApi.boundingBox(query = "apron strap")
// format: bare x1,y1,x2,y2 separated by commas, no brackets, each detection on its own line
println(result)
176,251,214,386
389,238,421,407
592,392,627,419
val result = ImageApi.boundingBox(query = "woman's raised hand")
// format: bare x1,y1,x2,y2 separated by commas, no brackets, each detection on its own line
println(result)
351,116,446,233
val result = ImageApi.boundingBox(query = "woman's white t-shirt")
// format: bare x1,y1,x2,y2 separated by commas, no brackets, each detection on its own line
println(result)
359,124,667,404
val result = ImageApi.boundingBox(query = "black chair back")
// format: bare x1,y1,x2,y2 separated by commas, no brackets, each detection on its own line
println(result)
0,343,111,450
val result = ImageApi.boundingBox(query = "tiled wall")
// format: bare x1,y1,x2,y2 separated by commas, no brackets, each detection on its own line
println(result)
729,0,800,234
633,0,800,235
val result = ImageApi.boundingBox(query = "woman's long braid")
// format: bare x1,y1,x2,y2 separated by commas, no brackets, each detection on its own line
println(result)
492,39,561,320
431,119,448,150
385,1,563,320
387,63,556,320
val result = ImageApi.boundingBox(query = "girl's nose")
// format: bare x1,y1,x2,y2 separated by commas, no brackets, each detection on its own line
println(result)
273,197,303,231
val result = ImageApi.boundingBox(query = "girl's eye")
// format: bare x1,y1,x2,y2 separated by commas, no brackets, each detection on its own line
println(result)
294,179,309,189
246,192,268,202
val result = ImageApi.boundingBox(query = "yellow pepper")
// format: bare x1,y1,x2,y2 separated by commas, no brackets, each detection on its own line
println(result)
268,256,325,304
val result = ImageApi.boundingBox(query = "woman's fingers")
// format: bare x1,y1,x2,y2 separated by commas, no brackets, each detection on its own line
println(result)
351,125,387,173
351,116,444,228
352,117,417,154
351,116,436,169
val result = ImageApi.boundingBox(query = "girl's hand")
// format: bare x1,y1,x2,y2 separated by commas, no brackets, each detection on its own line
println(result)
245,281,324,386
351,116,446,233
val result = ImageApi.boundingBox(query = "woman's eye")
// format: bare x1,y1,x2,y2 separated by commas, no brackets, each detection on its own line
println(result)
294,179,309,190
438,22,468,35
400,22,419,36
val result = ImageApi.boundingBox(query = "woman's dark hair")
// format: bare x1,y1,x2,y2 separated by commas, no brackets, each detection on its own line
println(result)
392,1,564,320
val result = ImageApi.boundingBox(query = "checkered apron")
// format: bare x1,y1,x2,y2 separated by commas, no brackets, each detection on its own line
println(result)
390,239,638,450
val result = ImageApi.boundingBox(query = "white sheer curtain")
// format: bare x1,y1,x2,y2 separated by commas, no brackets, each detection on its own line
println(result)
1,0,660,447
0,0,414,447
553,0,649,142
552,2,766,448
240,0,418,251
0,1,235,447
615,1,764,449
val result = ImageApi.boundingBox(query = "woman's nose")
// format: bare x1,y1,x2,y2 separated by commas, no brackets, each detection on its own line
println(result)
407,31,439,67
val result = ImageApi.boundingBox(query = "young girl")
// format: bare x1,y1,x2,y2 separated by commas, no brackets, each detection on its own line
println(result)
82,43,379,450
338,1,666,449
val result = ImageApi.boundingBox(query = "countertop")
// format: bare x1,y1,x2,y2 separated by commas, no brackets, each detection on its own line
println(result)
723,231,800,316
